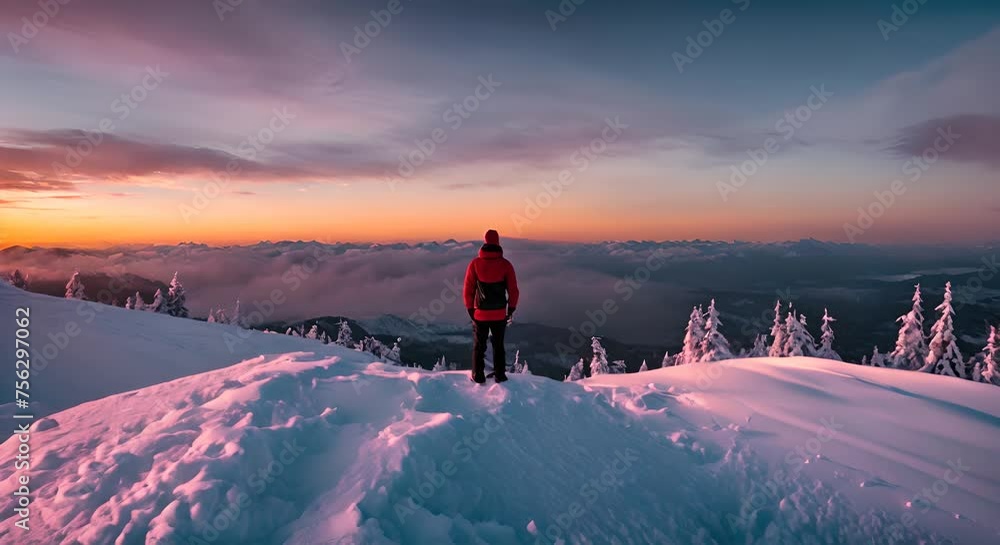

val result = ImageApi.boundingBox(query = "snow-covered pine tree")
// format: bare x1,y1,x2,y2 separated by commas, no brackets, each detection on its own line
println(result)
590,337,611,375
212,307,227,323
610,360,627,374
286,327,301,337
149,288,167,313
65,271,86,300
230,299,243,328
638,360,649,372
520,360,531,375
921,282,965,378
206,307,216,322
749,334,768,358
386,338,402,365
306,324,320,340
166,272,190,318
768,301,787,357
783,312,816,357
133,291,146,311
566,358,586,381
6,269,28,290
432,356,447,372
979,325,1000,386
678,306,706,365
870,346,888,368
124,296,135,310
661,351,674,367
815,308,842,361
699,299,733,362
889,284,928,370
336,320,354,347
512,350,523,374
448,360,458,371
860,355,870,366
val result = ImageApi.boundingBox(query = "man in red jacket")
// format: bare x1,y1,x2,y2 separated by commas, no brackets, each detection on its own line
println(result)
463,229,519,383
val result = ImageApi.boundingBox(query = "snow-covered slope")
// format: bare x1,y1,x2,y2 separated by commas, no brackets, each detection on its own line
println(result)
1,285,999,544
0,283,344,424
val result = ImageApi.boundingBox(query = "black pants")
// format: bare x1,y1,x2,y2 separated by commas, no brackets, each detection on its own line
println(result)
472,320,507,376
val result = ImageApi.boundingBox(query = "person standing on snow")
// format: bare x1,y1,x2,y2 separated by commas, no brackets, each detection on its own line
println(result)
463,229,519,384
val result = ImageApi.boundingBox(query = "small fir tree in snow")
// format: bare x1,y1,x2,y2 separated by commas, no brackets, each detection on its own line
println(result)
698,299,733,362
212,307,227,324
590,337,611,375
610,360,627,374
432,356,447,372
860,354,870,366
921,282,965,378
749,334,769,358
979,325,1000,386
678,306,706,365
65,271,86,300
133,291,146,311
512,350,532,374
566,358,586,381
638,360,649,372
816,309,842,361
206,309,216,323
306,324,320,340
230,299,243,328
661,350,674,368
335,320,354,347
870,346,888,368
386,338,402,365
890,284,928,370
124,296,135,310
149,288,167,313
783,312,816,357
768,301,787,357
6,269,28,290
166,272,190,318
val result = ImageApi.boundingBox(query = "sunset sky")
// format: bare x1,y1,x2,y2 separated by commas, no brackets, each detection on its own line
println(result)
1,0,998,247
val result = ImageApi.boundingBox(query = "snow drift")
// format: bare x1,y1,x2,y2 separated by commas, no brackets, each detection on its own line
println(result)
1,285,999,544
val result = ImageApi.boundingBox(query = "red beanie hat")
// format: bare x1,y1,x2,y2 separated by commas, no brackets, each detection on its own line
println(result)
484,229,500,245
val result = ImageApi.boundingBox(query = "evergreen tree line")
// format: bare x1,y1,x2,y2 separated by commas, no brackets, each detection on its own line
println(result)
7,270,997,386
563,283,998,387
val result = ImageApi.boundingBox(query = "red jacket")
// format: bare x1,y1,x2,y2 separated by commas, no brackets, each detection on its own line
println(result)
463,245,519,321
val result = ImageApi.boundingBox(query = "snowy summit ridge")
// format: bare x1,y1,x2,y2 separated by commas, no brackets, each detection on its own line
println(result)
1,285,999,544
